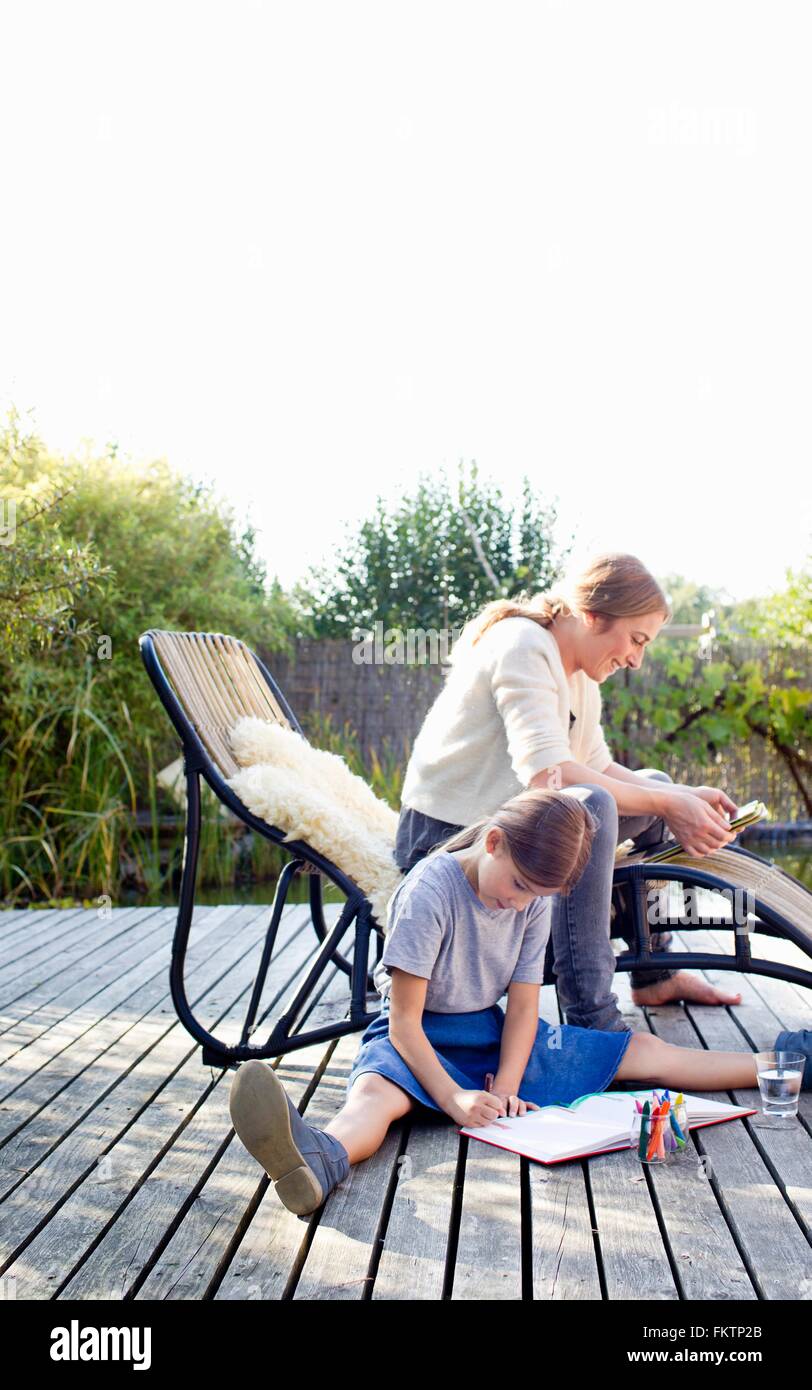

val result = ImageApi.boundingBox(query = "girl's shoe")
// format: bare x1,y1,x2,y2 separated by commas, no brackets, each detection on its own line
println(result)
229,1060,350,1215
774,1030,812,1090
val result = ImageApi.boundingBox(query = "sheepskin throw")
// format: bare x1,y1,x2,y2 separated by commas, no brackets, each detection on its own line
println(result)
226,716,403,929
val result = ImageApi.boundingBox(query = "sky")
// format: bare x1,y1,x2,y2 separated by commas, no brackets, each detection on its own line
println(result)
2,1,810,604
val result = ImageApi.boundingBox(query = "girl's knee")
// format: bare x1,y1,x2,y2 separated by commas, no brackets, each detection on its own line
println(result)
348,1072,414,1114
626,1031,670,1064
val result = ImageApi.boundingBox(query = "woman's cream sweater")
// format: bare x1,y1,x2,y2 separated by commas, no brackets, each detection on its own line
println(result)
400,615,613,826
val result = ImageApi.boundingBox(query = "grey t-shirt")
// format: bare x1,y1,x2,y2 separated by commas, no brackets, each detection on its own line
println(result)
372,850,552,1013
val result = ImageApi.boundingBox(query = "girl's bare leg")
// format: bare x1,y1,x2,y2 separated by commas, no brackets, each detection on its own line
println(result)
324,1072,416,1163
613,1031,759,1091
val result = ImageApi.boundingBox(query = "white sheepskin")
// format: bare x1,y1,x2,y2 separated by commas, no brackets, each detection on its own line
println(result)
226,716,402,928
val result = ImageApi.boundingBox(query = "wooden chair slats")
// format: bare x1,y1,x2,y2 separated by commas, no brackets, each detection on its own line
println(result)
150,630,292,780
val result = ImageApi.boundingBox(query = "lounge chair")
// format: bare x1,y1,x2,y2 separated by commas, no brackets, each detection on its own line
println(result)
139,629,384,1068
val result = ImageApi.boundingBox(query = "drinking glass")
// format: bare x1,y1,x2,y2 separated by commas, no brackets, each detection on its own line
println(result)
751,1050,804,1130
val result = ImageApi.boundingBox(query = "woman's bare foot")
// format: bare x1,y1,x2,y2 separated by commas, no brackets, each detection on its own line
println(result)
630,970,742,1007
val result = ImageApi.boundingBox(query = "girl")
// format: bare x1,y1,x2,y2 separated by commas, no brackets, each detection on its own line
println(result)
394,551,744,1033
228,788,812,1218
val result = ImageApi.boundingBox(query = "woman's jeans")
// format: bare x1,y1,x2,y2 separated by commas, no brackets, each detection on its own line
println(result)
394,770,677,1034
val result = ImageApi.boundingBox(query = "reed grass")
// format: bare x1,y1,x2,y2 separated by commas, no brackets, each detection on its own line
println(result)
1,681,405,907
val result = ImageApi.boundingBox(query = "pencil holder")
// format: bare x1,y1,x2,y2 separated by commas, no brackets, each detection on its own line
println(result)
629,1100,690,1165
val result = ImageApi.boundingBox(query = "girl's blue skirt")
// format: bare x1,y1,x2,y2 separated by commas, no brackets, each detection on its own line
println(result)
346,1004,633,1112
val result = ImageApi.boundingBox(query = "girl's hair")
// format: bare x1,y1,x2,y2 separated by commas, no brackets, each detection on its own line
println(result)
425,788,597,897
448,552,671,660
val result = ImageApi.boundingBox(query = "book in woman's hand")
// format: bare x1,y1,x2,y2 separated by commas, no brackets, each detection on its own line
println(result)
645,799,768,864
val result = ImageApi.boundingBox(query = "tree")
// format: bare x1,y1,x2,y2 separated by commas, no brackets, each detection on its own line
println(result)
0,408,109,661
656,572,734,626
0,411,304,903
294,460,570,636
601,580,812,816
733,555,812,646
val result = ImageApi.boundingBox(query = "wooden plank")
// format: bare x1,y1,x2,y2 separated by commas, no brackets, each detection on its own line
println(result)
627,1003,758,1300
0,907,94,965
52,921,335,1301
291,1031,403,1301
635,931,812,1297
0,907,172,1032
0,905,317,1286
0,911,177,1084
215,967,394,1302
371,1120,460,1301
0,906,271,1160
528,1155,603,1300
0,906,167,1016
670,929,812,1248
586,1144,679,1300
701,925,812,1129
451,1140,523,1300
527,967,604,1299
0,903,156,963
584,971,695,1300
0,902,278,1084
137,953,356,1300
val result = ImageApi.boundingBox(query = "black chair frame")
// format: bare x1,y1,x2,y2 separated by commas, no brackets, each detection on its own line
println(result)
140,632,384,1070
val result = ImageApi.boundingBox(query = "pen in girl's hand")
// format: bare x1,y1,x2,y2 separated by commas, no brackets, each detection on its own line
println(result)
485,1071,509,1121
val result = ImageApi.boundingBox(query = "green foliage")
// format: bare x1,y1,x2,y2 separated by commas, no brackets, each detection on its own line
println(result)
734,555,812,647
656,571,734,625
0,411,303,904
293,460,570,636
601,618,812,815
0,407,110,661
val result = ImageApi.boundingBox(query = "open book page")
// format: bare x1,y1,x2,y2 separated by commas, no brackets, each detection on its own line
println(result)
459,1089,756,1164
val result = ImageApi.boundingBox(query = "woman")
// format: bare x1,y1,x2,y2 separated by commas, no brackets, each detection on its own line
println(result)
390,551,742,1033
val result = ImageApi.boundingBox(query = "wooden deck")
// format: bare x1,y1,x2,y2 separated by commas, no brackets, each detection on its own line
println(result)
1,900,812,1302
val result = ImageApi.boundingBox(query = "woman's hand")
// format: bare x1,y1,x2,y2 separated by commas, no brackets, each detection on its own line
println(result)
688,785,739,819
662,791,738,857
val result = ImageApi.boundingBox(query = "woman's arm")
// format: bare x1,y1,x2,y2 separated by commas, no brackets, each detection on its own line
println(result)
600,760,736,808
530,758,667,815
529,758,737,855
387,969,506,1120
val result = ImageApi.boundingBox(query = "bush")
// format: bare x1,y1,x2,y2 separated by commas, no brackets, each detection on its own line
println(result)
0,411,304,904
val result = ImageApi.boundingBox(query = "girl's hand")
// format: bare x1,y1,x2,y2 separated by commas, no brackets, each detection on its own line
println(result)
485,1073,542,1118
662,792,738,857
447,1088,510,1128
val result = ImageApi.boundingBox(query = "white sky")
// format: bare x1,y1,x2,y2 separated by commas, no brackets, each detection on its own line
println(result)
2,1,810,603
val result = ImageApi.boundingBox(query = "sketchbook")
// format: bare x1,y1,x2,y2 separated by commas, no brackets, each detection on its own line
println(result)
458,1089,757,1165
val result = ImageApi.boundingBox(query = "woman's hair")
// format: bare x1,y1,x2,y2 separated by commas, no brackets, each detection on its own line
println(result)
449,552,671,658
425,788,597,897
